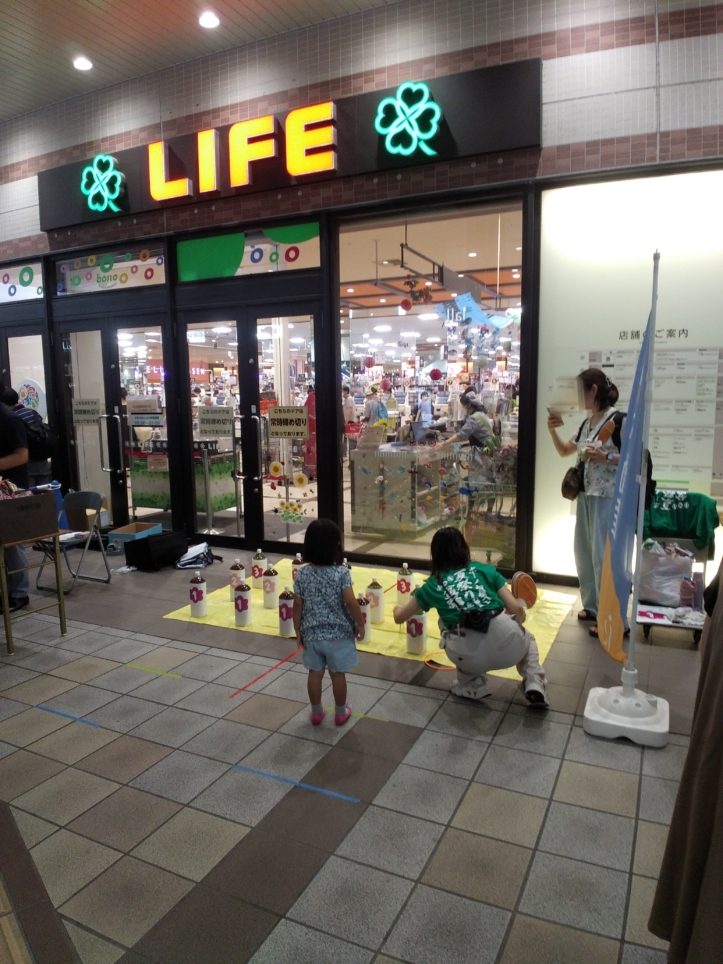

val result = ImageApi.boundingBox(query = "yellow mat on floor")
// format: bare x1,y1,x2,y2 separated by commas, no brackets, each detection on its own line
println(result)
164,559,575,680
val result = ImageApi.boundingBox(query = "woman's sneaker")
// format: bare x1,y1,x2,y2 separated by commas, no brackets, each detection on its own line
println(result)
451,678,492,701
335,703,352,726
523,681,549,707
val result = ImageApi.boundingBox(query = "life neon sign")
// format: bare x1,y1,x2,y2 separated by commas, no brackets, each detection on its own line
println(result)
148,101,337,201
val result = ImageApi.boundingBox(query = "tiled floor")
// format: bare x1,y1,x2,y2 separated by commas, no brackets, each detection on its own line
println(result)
0,551,699,963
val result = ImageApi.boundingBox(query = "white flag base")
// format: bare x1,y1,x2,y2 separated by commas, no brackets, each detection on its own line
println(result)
583,668,669,747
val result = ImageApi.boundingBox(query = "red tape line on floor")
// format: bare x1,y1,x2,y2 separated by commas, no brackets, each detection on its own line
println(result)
229,646,303,698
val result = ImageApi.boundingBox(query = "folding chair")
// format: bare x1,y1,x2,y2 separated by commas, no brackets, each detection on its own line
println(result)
36,491,112,594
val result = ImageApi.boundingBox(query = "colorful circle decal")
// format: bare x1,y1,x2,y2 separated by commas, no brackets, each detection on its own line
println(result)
87,255,97,266
18,266,33,287
36,286,43,296
284,246,300,262
71,275,81,287
119,272,128,284
85,272,93,281
56,282,64,293
59,263,67,273
8,285,16,297
156,256,164,265
144,267,154,280
269,251,279,263
99,255,114,273
139,249,150,262
124,252,132,261
250,247,264,263
131,265,138,274
73,259,81,270
1,273,8,285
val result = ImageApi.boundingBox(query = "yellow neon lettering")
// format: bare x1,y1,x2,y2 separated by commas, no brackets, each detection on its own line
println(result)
148,141,192,200
285,102,337,177
229,116,277,187
197,129,219,193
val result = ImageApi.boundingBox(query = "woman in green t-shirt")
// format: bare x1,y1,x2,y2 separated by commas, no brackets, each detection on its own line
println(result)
394,528,547,705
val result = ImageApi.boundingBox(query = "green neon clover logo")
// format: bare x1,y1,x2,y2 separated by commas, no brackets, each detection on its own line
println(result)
374,82,442,157
80,154,125,213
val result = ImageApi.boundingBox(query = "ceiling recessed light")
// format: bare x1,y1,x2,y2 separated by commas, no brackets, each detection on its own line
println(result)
368,338,383,345
382,260,389,264
212,326,231,334
458,274,464,278
400,331,420,337
516,246,522,251
468,252,477,258
73,56,93,71
199,11,220,27
418,313,439,321
346,288,354,293
424,281,432,286
373,325,391,332
451,292,458,297
379,298,386,303
426,336,440,342
289,337,305,344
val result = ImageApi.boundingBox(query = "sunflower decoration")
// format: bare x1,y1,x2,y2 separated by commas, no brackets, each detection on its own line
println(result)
269,461,283,479
294,472,308,489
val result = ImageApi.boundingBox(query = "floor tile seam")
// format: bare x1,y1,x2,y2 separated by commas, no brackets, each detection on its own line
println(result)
0,804,76,962
491,716,591,961
59,916,132,961
616,744,654,963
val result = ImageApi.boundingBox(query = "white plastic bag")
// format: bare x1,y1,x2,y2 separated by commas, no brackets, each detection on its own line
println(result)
638,542,693,606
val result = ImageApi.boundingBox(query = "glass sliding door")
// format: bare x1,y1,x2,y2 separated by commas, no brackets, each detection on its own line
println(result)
255,314,317,543
117,325,169,525
187,321,243,537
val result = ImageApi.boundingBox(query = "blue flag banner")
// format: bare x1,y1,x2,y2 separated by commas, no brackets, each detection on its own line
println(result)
597,312,653,661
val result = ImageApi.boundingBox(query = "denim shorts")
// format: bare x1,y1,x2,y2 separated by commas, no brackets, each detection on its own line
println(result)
302,637,358,673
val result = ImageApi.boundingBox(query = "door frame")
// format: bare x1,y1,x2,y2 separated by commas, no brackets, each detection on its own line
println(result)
53,311,169,526
175,298,325,551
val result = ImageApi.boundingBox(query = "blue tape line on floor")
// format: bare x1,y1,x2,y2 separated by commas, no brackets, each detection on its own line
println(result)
36,706,103,728
230,763,360,803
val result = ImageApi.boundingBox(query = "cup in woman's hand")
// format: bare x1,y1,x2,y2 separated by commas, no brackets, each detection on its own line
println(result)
547,410,563,430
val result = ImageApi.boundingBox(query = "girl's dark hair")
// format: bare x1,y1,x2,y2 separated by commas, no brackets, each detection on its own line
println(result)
302,518,343,566
430,527,470,577
578,368,619,409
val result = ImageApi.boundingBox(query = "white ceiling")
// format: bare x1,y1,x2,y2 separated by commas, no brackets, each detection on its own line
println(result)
0,0,395,123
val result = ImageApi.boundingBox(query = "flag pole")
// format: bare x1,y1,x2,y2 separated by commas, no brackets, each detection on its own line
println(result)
622,250,659,695
583,251,669,746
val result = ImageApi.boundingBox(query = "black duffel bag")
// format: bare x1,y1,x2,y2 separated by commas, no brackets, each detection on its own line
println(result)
124,531,189,571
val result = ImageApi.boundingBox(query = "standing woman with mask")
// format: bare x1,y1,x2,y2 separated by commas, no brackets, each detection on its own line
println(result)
547,368,626,639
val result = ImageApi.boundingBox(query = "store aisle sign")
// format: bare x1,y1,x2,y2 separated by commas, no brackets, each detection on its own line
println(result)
72,398,101,425
268,406,309,439
38,60,542,231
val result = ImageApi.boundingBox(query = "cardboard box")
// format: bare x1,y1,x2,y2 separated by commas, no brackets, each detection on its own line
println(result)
108,522,163,545
0,493,59,545
64,498,109,533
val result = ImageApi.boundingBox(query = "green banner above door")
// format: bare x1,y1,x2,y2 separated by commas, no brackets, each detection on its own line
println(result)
176,222,320,282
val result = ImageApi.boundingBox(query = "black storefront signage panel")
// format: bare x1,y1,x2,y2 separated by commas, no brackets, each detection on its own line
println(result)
38,60,541,232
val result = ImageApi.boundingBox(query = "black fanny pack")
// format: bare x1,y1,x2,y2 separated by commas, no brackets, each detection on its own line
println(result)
437,574,503,634
458,608,503,633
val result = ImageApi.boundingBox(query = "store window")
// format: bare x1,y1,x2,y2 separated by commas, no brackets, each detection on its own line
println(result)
536,171,723,578
8,335,47,419
55,244,165,296
340,204,522,566
0,262,43,303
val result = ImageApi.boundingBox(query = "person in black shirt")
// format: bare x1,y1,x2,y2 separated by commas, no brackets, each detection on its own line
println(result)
2,389,51,486
0,402,30,610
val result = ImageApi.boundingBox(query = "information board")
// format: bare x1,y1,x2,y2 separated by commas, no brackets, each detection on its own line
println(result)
72,398,101,425
268,406,308,439
198,405,234,435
